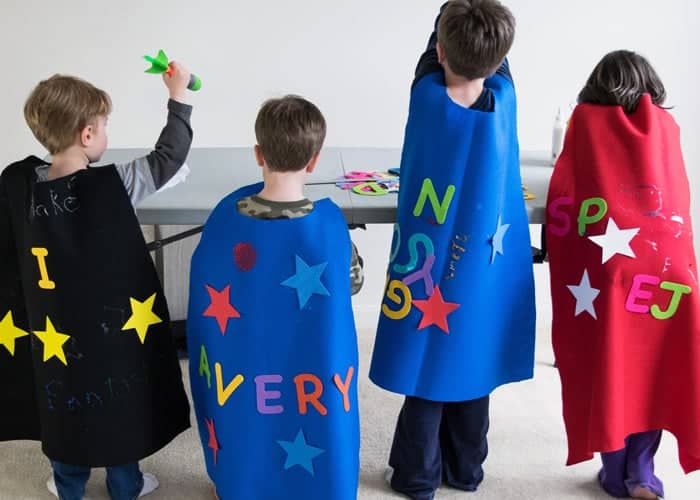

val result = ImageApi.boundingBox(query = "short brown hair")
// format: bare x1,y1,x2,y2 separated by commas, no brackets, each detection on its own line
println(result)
578,50,667,114
24,75,112,155
254,95,326,172
438,0,515,80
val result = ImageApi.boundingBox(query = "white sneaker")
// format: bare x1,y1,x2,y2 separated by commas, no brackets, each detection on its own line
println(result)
46,475,92,500
384,467,394,486
46,475,58,498
139,472,159,497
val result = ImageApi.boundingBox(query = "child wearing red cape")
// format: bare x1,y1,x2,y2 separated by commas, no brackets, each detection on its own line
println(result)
546,50,700,499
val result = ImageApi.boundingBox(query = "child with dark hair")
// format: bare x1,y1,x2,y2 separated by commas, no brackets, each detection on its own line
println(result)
578,50,667,114
547,50,700,500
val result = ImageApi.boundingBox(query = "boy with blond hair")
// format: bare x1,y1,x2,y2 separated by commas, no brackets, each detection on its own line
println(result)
0,64,193,499
370,2,536,499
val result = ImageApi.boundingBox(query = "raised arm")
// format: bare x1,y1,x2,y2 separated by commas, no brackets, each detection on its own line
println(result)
115,99,193,206
492,57,513,83
412,3,449,89
115,62,193,206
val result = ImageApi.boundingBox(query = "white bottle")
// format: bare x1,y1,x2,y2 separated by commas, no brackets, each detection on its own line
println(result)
551,107,566,163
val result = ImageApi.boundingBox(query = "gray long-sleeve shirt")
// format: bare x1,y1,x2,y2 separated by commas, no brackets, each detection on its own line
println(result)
37,99,193,206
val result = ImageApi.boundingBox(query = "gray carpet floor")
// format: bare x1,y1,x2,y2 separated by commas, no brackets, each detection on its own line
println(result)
1,326,698,499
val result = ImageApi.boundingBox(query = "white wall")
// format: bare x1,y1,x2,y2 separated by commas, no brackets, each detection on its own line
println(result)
1,0,698,320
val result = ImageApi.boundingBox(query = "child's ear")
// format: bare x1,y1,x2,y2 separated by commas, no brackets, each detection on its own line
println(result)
79,125,93,147
436,42,445,64
254,145,265,167
306,152,321,173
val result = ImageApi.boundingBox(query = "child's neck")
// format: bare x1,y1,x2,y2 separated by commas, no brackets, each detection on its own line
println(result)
444,69,485,109
257,168,307,202
48,146,90,180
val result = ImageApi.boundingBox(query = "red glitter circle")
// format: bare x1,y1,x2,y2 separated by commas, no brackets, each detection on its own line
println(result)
233,242,256,271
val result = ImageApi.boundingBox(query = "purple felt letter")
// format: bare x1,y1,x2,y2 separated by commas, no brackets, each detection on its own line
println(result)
402,254,436,296
255,375,284,415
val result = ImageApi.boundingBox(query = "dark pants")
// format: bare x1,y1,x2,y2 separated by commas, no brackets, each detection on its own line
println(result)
388,395,490,500
598,431,664,498
51,460,143,500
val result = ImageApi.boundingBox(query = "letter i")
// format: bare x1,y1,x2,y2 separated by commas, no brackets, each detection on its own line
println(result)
31,247,56,290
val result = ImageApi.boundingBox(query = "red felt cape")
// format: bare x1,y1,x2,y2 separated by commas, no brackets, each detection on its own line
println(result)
546,95,700,473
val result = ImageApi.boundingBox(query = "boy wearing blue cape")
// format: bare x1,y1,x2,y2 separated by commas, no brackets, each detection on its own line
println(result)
370,2,536,499
187,96,360,500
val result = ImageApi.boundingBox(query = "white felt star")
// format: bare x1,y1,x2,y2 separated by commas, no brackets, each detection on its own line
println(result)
588,218,639,264
567,269,600,319
490,216,510,264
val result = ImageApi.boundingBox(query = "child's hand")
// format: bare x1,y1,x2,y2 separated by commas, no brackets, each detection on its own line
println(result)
163,61,190,103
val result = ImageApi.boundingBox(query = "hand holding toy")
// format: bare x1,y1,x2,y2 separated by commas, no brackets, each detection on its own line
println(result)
144,49,201,91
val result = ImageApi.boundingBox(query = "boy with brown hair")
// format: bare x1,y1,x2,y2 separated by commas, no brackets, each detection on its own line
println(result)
370,2,536,499
0,64,193,499
187,95,360,500
237,97,364,293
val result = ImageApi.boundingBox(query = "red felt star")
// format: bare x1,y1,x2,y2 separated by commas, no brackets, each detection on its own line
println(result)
412,285,460,334
205,417,220,466
203,285,240,335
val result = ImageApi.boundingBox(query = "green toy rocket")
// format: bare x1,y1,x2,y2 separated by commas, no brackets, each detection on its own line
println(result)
144,49,201,91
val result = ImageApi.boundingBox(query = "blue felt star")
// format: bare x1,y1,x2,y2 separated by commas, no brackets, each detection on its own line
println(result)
277,429,325,475
490,215,511,264
281,255,330,308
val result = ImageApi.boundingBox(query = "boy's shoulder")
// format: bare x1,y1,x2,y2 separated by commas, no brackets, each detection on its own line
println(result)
3,155,45,172
411,71,446,98
1,156,45,182
236,195,314,220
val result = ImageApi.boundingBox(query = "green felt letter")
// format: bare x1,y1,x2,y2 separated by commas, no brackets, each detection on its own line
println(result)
413,179,456,225
200,344,211,389
651,281,692,320
577,198,608,236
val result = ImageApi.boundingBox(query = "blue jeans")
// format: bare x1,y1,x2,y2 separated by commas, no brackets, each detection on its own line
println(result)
51,460,143,500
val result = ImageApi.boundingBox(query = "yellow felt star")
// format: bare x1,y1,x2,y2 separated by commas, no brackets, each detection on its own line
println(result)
122,293,162,344
0,310,30,356
33,316,71,366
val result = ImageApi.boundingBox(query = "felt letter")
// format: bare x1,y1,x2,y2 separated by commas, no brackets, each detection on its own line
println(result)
402,254,436,297
393,233,435,274
199,345,211,389
294,373,327,416
413,178,456,225
547,197,574,237
333,366,355,412
255,375,284,415
577,198,608,236
625,274,660,314
31,247,56,290
352,182,388,196
215,363,244,407
651,281,692,320
382,280,413,320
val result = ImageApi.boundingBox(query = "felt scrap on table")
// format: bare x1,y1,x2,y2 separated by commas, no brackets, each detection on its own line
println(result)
336,170,399,195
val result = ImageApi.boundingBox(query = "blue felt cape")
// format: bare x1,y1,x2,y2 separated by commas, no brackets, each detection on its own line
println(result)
187,183,359,500
370,72,536,401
